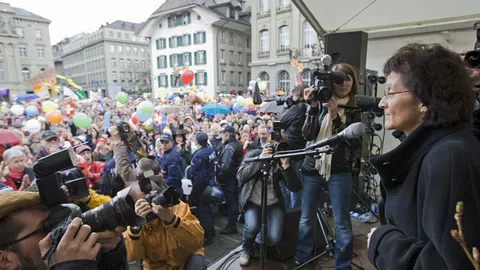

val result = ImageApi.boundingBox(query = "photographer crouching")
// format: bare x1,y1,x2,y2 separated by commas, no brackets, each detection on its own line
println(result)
296,63,361,269
237,143,301,266
279,84,308,208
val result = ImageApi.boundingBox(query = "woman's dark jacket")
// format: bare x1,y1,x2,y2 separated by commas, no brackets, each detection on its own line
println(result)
237,149,301,213
368,124,480,270
279,101,308,151
301,104,361,175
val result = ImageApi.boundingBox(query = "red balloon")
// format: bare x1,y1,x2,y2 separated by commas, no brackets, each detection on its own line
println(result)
131,113,138,125
248,105,254,111
181,70,194,85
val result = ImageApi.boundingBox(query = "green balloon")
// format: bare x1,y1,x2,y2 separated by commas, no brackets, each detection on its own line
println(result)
72,113,92,128
116,92,128,104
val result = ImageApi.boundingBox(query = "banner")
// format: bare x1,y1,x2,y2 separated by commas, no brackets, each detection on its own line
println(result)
107,85,121,99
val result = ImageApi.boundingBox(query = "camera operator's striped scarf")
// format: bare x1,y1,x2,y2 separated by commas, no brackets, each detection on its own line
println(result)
315,95,350,180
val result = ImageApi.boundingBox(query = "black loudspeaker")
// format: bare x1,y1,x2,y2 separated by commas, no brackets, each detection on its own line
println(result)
266,207,301,261
325,31,369,93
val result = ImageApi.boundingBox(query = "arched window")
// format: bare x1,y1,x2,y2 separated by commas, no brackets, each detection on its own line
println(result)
278,70,290,91
279,26,289,52
301,69,312,85
303,21,316,56
259,72,270,92
22,67,30,81
259,30,269,55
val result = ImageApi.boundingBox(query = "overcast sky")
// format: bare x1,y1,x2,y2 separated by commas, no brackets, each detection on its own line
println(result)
8,0,167,44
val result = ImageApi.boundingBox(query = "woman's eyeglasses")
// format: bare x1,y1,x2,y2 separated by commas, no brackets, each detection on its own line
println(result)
383,90,410,100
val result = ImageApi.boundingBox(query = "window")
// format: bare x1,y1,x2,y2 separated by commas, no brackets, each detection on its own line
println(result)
16,27,24,38
229,32,234,44
109,31,114,37
220,31,225,43
35,30,42,40
134,60,139,67
171,37,177,48
117,32,122,39
119,59,124,68
247,37,251,48
141,48,145,55
127,59,132,67
280,0,290,8
198,72,205,85
126,46,131,55
230,71,235,86
120,72,125,82
118,45,123,53
111,58,117,68
259,30,269,55
19,46,27,57
141,60,146,67
236,34,241,45
125,33,130,40
160,75,166,87
173,74,180,87
159,56,166,68
0,63,4,81
247,53,252,64
183,34,190,46
37,47,45,58
278,71,290,91
229,50,234,63
303,22,317,56
238,52,242,64
260,72,270,92
220,50,225,62
238,72,243,85
302,69,312,85
221,71,226,83
260,0,269,12
197,51,205,64
172,54,178,67
22,67,30,81
279,26,290,52
110,45,115,53
183,53,190,66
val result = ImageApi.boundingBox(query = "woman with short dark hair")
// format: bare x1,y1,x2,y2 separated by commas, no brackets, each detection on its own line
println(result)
367,43,480,270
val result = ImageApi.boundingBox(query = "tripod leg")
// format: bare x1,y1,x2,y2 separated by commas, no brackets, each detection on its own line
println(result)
352,188,379,220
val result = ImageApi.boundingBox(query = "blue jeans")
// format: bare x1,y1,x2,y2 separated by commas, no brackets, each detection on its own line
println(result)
242,202,283,253
280,158,304,209
184,254,205,270
296,172,353,270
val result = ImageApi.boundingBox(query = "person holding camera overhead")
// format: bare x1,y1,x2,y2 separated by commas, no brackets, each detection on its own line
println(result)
296,63,361,269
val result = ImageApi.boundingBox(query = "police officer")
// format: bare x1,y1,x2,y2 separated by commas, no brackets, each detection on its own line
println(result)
158,133,185,196
218,126,243,235
188,132,216,245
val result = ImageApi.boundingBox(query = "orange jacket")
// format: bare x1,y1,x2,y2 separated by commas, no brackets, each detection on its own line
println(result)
124,201,204,270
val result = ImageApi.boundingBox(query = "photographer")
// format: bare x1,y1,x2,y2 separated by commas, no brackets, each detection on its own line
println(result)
237,146,300,266
279,84,308,208
0,191,128,270
296,63,361,269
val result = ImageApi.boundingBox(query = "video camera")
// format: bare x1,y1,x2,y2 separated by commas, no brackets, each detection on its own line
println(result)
311,54,347,104
464,21,480,69
109,121,148,158
271,121,288,153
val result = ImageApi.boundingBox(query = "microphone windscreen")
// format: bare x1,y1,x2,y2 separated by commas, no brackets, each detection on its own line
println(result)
343,123,366,139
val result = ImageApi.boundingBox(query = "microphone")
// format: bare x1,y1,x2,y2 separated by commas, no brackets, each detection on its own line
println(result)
304,122,366,151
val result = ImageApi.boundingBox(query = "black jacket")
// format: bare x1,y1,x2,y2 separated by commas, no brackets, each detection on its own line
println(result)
220,137,243,180
246,137,263,151
368,124,480,270
301,104,361,174
237,149,301,213
279,101,308,150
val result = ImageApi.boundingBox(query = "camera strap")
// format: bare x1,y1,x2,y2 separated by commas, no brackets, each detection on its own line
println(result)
41,227,63,263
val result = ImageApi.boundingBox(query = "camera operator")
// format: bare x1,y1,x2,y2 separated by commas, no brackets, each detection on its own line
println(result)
296,63,361,269
236,145,300,266
279,84,308,208
0,191,128,270
246,125,270,151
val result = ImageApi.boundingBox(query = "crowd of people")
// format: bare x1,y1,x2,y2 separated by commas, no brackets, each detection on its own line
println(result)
0,42,479,270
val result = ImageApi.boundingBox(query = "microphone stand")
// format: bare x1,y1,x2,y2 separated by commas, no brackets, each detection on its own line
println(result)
244,147,334,270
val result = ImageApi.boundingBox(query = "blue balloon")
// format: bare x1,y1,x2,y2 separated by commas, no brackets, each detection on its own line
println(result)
136,101,155,122
103,112,111,132
25,105,38,116
232,104,242,112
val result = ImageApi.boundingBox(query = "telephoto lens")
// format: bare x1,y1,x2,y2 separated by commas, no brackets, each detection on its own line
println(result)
81,186,146,232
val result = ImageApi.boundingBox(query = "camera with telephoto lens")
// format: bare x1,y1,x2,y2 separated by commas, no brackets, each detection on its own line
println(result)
109,121,148,158
311,54,347,103
275,95,294,107
271,121,288,153
464,21,480,69
138,169,181,222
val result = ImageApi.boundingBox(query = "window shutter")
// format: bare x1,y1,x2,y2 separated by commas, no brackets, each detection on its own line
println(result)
168,17,172,27
203,51,207,64
170,75,174,87
176,16,182,26
169,55,173,67
189,53,192,66
177,36,182,46
157,75,161,88
162,39,166,49
165,75,168,87
194,52,198,65
187,13,191,24
188,34,191,45
193,33,197,45
179,76,183,86
157,56,160,69
204,72,207,86
178,54,183,66
195,73,198,85
156,39,159,50
202,32,206,43
168,38,172,48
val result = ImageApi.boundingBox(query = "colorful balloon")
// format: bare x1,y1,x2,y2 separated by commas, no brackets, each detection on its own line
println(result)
116,92,128,104
24,119,41,134
249,80,256,89
245,98,253,106
72,113,92,128
236,96,245,106
42,101,56,113
25,105,39,116
258,81,268,91
136,101,155,122
46,110,63,125
131,113,139,125
180,70,194,85
11,105,25,116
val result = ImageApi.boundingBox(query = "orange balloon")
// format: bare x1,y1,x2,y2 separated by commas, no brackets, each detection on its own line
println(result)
46,110,63,125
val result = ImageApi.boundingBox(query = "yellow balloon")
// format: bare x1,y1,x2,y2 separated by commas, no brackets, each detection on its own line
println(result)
246,97,254,106
42,101,56,113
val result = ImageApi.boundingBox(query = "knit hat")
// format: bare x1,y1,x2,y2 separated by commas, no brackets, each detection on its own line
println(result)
0,191,41,219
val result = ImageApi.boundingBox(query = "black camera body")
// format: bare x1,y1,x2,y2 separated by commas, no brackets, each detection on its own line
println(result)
311,55,347,104
271,121,288,153
464,21,480,69
34,148,90,206
275,95,294,107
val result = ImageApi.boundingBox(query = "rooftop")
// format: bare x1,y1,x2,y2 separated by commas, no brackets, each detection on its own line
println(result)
104,20,145,32
0,2,50,23
152,0,205,15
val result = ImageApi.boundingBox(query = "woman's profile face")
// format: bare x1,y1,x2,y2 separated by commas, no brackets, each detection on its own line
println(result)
333,74,353,98
379,72,423,135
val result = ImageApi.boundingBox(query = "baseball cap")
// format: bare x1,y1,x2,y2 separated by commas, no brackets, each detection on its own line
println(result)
41,130,58,141
195,132,209,146
220,126,235,134
75,144,92,154
220,120,229,126
159,133,173,142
